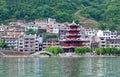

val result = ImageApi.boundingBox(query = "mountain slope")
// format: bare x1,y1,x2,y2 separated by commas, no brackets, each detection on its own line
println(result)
0,0,120,30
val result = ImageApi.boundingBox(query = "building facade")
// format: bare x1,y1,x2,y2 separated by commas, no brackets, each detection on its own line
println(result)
43,38,59,48
1,37,18,50
18,35,40,53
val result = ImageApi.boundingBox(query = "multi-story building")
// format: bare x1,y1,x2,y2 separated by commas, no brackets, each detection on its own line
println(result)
60,21,90,52
6,25,25,38
18,35,40,53
97,30,118,47
59,24,69,40
85,28,97,38
43,38,59,48
0,25,8,36
106,39,120,48
2,37,18,50
26,25,38,31
110,31,117,39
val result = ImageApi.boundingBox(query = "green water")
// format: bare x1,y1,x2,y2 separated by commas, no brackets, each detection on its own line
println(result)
0,57,120,77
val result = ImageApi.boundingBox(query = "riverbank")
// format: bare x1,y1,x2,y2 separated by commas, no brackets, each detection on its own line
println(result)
0,54,119,58
0,51,119,58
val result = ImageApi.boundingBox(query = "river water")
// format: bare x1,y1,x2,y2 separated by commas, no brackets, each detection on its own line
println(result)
0,57,120,77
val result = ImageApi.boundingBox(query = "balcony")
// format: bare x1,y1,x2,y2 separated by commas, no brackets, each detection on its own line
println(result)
63,43,84,47
60,38,81,41
67,28,80,31
66,33,81,36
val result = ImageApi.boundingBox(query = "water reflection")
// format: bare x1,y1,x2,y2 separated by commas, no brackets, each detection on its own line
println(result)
0,57,120,77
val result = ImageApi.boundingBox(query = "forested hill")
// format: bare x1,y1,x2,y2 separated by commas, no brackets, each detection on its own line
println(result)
0,0,120,30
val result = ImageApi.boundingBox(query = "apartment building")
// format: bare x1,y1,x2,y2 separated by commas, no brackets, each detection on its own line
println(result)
18,35,40,53
6,25,25,38
43,38,59,48
1,37,18,50
106,39,120,48
85,28,97,37
26,25,38,31
0,25,8,36
96,30,118,47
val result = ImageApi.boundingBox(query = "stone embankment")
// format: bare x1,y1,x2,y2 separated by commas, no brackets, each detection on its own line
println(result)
0,50,31,57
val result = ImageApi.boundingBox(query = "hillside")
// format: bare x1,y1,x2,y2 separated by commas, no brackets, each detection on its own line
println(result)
0,0,120,30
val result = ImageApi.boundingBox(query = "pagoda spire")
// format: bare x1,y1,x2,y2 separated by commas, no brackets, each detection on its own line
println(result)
72,20,76,25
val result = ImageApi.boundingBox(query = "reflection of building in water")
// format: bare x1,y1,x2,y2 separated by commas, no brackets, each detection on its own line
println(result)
42,58,63,77
95,58,104,77
17,58,25,76
62,58,80,77
5,58,40,77
0,59,8,77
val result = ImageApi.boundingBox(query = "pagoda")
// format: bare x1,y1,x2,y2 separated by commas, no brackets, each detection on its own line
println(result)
60,21,89,52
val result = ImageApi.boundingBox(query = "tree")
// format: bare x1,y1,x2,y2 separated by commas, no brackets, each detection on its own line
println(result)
95,48,101,55
75,47,87,55
43,33,58,39
99,23,108,30
45,46,63,55
95,47,120,55
86,47,92,52
0,39,7,49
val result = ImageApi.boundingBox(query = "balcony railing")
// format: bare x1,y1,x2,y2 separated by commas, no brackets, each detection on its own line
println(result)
63,44,84,47
67,28,80,31
66,33,81,36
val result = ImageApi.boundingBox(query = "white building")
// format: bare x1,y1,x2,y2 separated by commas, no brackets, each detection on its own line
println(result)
96,30,118,47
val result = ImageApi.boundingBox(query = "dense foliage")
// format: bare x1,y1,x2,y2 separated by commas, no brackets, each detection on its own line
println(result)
0,0,120,30
75,47,92,55
0,39,8,49
95,47,120,55
43,33,58,39
45,46,63,55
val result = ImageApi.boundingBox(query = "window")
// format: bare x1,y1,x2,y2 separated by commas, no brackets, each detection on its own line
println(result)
35,50,38,51
20,50,23,52
31,49,34,51
20,46,23,48
20,43,23,45
102,42,105,43
101,38,104,40
25,38,29,40
25,42,28,44
25,45,28,47
30,39,34,40
30,45,33,47
25,50,28,51
111,42,114,44
30,42,34,43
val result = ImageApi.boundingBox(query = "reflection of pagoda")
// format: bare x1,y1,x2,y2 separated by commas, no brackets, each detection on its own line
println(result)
60,21,89,52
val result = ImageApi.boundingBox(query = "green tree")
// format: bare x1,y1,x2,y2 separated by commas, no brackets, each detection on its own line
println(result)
0,39,7,49
95,48,101,55
75,47,87,55
43,33,58,39
45,46,63,55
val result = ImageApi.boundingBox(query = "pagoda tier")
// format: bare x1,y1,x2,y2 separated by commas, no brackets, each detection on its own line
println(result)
62,41,85,47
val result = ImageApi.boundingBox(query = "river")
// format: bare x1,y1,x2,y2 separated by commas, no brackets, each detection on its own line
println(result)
0,57,120,77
